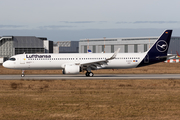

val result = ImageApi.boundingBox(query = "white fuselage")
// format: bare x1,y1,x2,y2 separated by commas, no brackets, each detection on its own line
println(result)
3,52,146,70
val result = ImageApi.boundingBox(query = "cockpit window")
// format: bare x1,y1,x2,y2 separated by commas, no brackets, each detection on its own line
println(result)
9,57,16,61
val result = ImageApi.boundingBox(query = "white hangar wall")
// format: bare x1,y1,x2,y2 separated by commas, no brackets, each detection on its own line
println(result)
79,37,180,54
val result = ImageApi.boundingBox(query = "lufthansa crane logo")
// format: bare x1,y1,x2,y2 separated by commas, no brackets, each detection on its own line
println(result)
156,40,168,52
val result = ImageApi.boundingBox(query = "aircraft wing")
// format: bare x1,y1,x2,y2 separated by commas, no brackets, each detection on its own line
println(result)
80,48,120,70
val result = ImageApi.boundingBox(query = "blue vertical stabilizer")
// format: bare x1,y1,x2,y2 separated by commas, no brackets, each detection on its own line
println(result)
138,30,172,67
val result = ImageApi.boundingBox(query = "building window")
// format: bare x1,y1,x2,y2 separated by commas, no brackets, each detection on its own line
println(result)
93,45,96,53
15,48,44,55
84,46,87,53
134,44,138,53
111,45,114,53
125,45,128,53
144,44,148,52
102,45,104,53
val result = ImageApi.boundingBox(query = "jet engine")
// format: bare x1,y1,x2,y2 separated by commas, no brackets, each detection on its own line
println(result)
62,64,80,74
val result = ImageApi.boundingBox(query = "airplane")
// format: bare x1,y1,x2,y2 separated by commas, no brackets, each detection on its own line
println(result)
176,51,180,58
163,51,180,63
3,30,172,77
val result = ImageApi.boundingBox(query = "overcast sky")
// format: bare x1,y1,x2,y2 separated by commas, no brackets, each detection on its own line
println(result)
0,0,180,41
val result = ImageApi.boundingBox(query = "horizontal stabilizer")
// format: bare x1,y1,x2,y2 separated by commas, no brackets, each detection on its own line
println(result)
156,54,176,59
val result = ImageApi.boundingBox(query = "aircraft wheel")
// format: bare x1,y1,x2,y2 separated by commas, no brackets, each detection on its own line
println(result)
85,72,89,77
21,74,25,77
89,72,94,77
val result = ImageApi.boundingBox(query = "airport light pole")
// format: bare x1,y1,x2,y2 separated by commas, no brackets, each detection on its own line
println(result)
104,37,106,53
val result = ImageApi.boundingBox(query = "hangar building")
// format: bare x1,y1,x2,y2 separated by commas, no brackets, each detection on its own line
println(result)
0,36,53,59
79,37,180,54
53,41,79,53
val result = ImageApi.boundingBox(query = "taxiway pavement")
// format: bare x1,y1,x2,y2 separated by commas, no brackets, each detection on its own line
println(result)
0,74,180,80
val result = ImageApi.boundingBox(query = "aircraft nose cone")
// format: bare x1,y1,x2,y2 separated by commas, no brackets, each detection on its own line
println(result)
3,62,9,68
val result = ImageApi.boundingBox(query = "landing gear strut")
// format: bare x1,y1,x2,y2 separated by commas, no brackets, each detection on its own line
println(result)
21,70,25,77
85,71,94,77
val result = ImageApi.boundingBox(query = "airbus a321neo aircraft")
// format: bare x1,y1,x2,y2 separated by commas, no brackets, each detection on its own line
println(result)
3,30,172,77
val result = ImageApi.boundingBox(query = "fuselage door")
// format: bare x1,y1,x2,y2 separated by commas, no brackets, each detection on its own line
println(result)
20,55,26,64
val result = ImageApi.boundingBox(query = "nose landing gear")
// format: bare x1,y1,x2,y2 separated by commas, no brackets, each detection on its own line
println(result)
21,70,25,77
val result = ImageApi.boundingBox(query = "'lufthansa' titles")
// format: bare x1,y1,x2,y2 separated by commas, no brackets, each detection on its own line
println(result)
26,55,51,58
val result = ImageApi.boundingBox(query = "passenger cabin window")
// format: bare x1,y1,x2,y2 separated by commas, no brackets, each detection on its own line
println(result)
9,58,16,61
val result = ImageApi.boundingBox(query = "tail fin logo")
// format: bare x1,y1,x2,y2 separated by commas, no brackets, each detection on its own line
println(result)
156,40,168,52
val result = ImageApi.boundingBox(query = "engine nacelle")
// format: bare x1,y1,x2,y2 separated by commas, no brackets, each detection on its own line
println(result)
62,64,80,74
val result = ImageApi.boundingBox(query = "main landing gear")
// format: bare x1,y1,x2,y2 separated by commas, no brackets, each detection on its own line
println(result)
21,70,25,77
85,71,94,77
